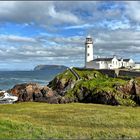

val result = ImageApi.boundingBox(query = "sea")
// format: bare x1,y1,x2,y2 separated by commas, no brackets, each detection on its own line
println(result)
0,69,64,90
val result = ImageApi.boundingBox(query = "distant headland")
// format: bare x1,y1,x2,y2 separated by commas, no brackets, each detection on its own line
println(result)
34,64,68,71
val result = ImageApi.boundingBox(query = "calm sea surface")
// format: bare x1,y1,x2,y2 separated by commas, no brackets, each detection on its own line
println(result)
0,69,63,90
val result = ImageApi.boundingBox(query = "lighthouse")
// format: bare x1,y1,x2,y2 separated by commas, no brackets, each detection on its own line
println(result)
85,35,94,68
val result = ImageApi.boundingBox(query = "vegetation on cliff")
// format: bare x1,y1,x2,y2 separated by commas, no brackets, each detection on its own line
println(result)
8,68,140,106
48,68,140,106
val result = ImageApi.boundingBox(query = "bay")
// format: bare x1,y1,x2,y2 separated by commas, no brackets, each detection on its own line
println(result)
0,69,63,90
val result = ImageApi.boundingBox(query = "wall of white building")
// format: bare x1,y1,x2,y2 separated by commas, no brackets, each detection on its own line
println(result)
134,63,140,69
93,57,136,70
85,37,93,64
109,57,119,69
99,61,108,69
97,57,120,69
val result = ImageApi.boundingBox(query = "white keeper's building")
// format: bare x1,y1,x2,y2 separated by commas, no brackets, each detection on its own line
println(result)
85,35,140,70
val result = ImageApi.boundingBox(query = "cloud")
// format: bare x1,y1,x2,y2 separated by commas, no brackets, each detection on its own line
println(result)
0,40,84,61
0,1,140,70
48,36,84,45
0,1,133,32
1,28,140,69
0,35,37,43
93,29,140,59
0,1,81,27
125,1,140,23
48,5,81,24
0,1,124,27
64,24,94,30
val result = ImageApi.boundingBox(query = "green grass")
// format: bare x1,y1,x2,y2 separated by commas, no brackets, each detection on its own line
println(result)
49,69,76,89
57,69,76,80
65,69,131,105
0,102,140,139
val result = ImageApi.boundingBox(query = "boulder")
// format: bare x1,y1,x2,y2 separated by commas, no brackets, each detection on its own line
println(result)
72,87,119,105
8,83,59,103
90,92,119,105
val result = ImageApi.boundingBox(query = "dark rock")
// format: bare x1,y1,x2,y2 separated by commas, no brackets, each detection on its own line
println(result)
131,79,140,105
0,91,4,97
8,83,58,103
71,87,119,105
48,77,76,96
90,92,119,105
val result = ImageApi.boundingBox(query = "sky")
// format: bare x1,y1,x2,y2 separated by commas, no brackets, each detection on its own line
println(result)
0,1,140,70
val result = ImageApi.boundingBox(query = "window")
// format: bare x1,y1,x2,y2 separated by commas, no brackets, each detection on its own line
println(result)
88,53,90,56
87,38,92,41
87,45,89,48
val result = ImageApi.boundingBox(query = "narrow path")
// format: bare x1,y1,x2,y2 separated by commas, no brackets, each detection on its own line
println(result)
68,67,81,81
61,67,81,93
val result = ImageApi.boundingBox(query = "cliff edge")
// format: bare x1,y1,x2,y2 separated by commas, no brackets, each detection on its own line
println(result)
8,68,140,106
48,68,140,106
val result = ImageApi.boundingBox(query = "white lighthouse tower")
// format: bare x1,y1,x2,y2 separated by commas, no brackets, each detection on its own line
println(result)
85,35,94,68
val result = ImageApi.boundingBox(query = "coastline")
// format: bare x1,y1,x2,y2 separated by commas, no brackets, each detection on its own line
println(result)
1,67,139,107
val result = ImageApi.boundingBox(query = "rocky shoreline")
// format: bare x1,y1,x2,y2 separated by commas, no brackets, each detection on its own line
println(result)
2,68,140,106
7,83,60,104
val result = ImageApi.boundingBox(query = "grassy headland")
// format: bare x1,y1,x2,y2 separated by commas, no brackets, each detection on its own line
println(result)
0,102,140,139
48,68,139,106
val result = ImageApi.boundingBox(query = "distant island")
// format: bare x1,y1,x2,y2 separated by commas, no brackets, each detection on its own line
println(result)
34,64,68,71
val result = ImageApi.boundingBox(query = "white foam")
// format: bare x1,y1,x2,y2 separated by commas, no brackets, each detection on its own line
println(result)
0,91,18,104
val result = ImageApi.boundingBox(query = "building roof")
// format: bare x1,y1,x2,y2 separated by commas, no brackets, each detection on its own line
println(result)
118,58,123,61
135,62,140,64
91,57,133,62
123,59,131,62
93,58,113,62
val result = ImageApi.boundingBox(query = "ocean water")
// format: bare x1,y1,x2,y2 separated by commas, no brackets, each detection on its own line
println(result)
0,69,64,90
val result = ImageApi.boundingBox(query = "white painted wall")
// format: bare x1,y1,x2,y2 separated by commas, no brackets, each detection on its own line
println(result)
85,37,93,66
134,63,140,69
93,61,100,69
111,58,117,69
86,61,94,68
119,59,123,68
99,61,109,69
128,59,135,68
92,58,137,70
88,58,139,70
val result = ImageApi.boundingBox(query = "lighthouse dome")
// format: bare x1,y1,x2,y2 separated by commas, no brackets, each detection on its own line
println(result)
87,35,91,38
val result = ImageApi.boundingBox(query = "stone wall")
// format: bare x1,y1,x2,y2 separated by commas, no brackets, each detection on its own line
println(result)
97,69,116,77
119,70,140,77
98,69,140,78
75,67,140,78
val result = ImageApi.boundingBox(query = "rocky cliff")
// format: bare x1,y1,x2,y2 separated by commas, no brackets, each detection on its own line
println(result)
7,83,62,103
8,68,140,106
48,68,140,106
